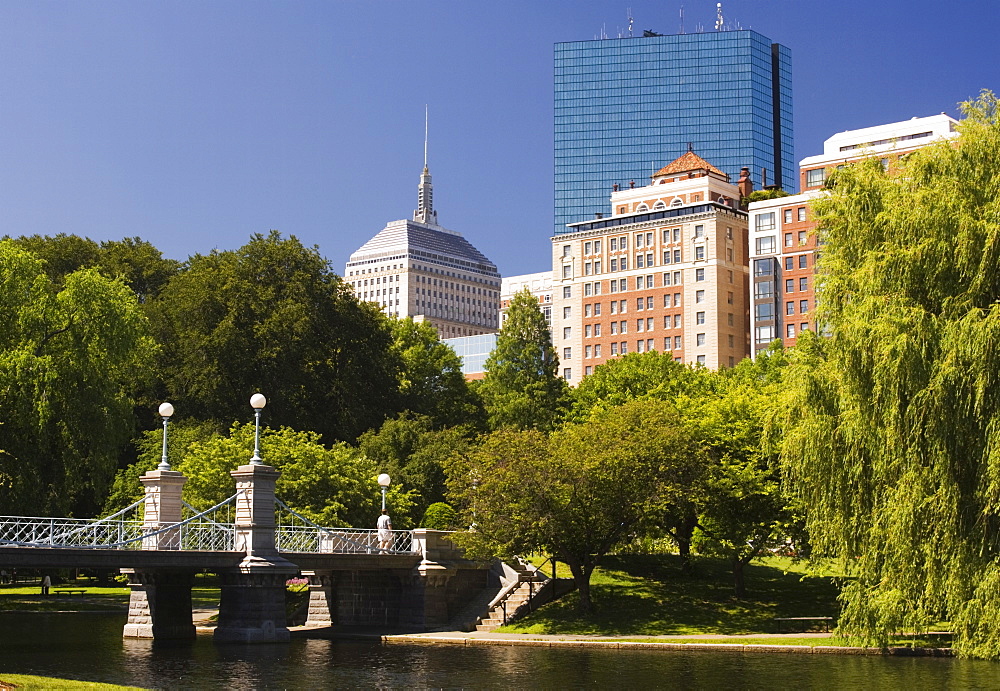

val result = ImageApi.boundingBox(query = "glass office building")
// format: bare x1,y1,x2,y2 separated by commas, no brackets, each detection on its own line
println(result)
554,30,793,235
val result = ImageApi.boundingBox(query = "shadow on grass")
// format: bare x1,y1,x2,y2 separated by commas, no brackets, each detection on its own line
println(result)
502,554,842,636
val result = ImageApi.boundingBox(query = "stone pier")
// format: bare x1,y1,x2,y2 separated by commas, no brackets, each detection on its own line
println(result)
123,469,195,640
214,463,297,643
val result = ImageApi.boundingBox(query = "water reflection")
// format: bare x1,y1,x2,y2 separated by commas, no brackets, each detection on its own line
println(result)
0,612,997,689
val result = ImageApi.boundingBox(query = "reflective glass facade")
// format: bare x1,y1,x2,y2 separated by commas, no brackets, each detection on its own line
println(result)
554,30,793,235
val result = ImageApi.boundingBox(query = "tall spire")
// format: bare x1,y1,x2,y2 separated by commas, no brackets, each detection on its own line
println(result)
414,105,438,225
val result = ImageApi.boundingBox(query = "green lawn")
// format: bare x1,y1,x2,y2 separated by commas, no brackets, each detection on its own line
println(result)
0,575,221,612
0,673,144,689
499,554,845,636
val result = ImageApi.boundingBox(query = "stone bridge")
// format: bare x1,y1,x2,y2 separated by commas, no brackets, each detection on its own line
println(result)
0,463,491,643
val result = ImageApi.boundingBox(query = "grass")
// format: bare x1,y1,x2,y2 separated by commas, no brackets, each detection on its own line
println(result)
0,673,144,689
0,574,221,612
499,553,844,636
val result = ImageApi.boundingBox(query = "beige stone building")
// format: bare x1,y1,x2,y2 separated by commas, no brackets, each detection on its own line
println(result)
551,151,751,382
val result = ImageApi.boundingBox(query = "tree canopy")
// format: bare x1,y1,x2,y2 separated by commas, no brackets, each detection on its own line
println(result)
0,241,155,516
448,399,705,612
479,287,567,431
781,91,1000,657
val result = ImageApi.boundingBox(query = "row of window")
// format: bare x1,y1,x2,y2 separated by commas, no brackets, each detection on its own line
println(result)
755,323,812,344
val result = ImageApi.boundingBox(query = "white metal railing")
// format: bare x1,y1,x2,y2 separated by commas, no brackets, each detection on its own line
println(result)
0,493,239,551
274,498,416,554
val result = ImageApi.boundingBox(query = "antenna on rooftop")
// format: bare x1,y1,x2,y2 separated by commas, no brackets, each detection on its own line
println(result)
627,8,634,37
679,5,685,34
715,3,724,31
423,104,429,169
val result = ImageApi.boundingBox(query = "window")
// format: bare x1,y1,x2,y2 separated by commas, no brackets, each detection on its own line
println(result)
756,303,774,320
637,339,645,353
798,207,806,222
664,294,671,307
664,315,671,329
562,286,571,298
564,326,572,339
585,241,592,255
637,319,644,332
620,256,628,270
786,323,796,338
594,260,601,274
695,268,705,281
585,304,592,317
662,229,670,244
584,283,592,297
784,209,792,224
620,320,627,333
610,258,618,272
594,240,601,253
646,252,653,267
637,298,644,311
727,248,733,261
755,236,776,254
585,325,592,338
664,337,672,350
784,233,793,247
636,254,645,269
594,282,602,295
563,368,572,380
646,296,653,309
647,317,654,331
799,254,808,269
610,238,617,251
562,245,572,257
619,279,627,291
635,233,644,248
755,325,775,344
562,265,571,279
611,342,618,356
594,344,601,357
785,256,794,271
799,277,809,291
696,311,705,325
646,232,653,246
696,333,706,346
594,324,601,336
674,314,681,328
620,341,628,354
756,213,776,231
697,355,706,365
585,345,591,358
663,250,671,264
695,246,705,260
674,335,682,349
674,292,681,305
727,291,734,304
610,301,617,315
673,249,681,263
785,279,794,293
563,306,571,318
694,225,705,238
563,347,571,360
620,236,627,249
636,275,644,290
620,299,627,312
798,231,807,246
786,302,795,316
754,258,774,276
585,365,592,376
800,299,809,313
611,321,618,334
806,168,825,187
801,322,809,332
673,228,681,242
727,227,733,240
594,303,601,316
696,290,705,303
584,261,592,276
728,334,735,347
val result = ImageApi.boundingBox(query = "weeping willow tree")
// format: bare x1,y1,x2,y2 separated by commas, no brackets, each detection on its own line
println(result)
781,91,1000,658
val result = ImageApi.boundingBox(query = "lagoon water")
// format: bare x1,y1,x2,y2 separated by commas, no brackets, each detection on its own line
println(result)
2,612,999,689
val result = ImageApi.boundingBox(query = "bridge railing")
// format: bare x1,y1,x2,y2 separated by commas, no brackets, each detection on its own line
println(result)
276,526,414,554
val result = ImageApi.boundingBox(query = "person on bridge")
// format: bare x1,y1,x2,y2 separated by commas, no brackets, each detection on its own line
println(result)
41,574,51,596
377,509,393,552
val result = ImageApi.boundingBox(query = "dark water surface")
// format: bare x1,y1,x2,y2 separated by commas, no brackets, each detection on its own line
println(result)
2,612,999,689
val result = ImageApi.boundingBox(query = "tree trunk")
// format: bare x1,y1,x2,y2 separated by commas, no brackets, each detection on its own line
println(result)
676,514,697,574
732,555,746,598
566,559,593,614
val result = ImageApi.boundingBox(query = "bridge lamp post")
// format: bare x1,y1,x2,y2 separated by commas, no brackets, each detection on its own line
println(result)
377,473,391,511
250,393,267,465
157,402,174,471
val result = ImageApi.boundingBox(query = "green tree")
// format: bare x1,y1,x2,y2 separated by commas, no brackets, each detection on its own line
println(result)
420,502,458,530
154,231,401,442
357,413,470,518
781,91,1000,657
0,241,155,516
479,287,567,431
391,318,483,429
448,400,705,613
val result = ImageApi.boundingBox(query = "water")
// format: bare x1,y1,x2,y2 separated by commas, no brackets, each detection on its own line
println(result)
2,612,999,689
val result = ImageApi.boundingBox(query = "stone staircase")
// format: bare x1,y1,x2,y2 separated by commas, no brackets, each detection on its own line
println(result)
474,558,549,632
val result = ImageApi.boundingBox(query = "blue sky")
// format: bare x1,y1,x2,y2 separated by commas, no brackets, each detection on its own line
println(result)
1,1,995,277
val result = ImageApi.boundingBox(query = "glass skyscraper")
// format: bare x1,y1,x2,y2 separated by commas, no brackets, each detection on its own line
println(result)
554,30,792,235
